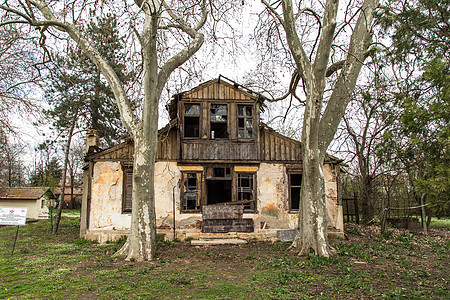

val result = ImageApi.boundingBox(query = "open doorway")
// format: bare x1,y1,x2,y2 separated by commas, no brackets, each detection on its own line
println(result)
207,179,232,205
206,167,232,205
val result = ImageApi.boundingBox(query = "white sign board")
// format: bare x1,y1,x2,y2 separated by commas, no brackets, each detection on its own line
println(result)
0,207,28,225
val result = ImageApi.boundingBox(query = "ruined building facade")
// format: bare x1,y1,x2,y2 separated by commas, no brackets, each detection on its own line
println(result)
80,78,344,242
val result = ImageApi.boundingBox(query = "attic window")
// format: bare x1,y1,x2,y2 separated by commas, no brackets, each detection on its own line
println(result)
184,104,200,138
210,104,228,139
238,105,253,139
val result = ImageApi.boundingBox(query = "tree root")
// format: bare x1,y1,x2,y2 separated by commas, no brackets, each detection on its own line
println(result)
288,236,336,257
113,241,129,259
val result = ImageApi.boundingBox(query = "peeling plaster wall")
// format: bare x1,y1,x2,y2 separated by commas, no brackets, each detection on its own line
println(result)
255,163,293,230
254,163,343,233
89,162,131,233
324,164,344,232
154,162,181,229
86,161,343,242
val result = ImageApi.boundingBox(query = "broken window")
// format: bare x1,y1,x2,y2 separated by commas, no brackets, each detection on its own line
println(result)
122,169,133,212
182,172,201,212
210,104,228,139
238,105,253,139
184,103,200,138
237,173,256,212
289,173,302,211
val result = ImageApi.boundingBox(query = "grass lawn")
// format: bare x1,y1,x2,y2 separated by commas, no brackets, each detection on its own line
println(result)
431,217,450,229
0,211,448,299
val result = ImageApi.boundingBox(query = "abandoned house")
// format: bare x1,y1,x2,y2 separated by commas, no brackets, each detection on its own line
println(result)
80,77,344,243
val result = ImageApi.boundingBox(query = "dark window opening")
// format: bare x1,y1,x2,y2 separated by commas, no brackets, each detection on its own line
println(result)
182,172,201,211
237,173,255,211
185,116,199,137
213,167,231,178
210,104,228,139
238,105,253,139
122,170,133,212
207,180,232,205
289,173,302,211
184,104,200,138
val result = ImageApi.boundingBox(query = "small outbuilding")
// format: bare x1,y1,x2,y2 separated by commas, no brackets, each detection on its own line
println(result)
0,187,56,219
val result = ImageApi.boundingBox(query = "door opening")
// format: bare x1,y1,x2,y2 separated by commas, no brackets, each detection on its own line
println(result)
207,180,232,205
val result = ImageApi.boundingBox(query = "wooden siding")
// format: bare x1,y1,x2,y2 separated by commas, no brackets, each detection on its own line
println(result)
88,126,302,163
87,79,305,164
181,141,259,161
261,127,301,162
181,79,257,101
87,128,178,162
157,129,177,160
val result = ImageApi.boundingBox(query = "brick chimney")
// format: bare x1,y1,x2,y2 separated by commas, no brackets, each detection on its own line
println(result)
85,129,99,154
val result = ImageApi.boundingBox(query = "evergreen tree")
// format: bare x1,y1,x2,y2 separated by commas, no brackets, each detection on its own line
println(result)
46,13,134,147
30,157,62,188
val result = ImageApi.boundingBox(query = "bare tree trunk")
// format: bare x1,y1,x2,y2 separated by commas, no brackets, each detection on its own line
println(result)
70,174,75,209
261,0,379,256
420,193,427,234
362,174,375,223
115,9,159,260
116,132,157,260
290,149,334,256
1,0,207,260
53,114,77,234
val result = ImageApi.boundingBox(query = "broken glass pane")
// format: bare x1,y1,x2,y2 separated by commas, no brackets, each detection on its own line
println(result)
185,104,200,115
238,129,245,138
238,106,244,116
211,104,227,122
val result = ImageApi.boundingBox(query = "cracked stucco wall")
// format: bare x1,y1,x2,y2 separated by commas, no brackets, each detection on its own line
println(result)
86,161,343,241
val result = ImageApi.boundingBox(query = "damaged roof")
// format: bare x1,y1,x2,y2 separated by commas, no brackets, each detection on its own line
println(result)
167,76,267,120
0,187,55,200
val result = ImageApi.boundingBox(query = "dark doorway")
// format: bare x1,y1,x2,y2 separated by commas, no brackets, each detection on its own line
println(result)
207,180,232,205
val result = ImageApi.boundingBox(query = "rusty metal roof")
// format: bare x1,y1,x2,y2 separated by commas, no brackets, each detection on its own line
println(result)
0,187,55,200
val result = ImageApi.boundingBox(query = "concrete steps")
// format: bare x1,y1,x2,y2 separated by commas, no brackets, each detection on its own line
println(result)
190,233,247,245
191,239,247,245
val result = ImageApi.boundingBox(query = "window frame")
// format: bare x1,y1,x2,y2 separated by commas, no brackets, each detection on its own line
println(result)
122,166,133,213
288,172,302,213
181,171,202,213
183,103,201,139
237,104,253,139
210,103,229,139
236,171,257,213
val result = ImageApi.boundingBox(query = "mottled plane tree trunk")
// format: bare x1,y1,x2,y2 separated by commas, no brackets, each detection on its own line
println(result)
0,0,207,261
261,0,379,256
